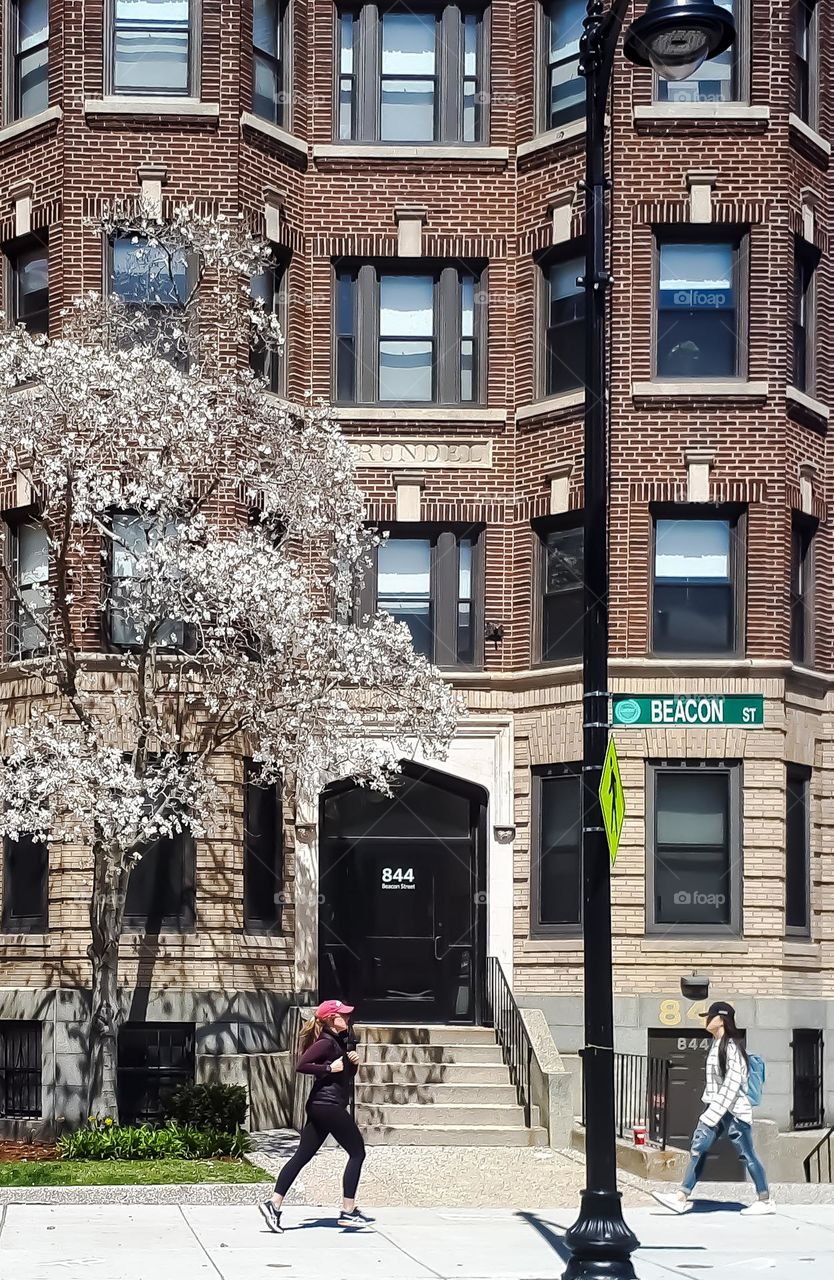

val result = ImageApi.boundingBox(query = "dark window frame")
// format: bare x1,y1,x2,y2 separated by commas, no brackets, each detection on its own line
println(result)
792,237,819,396
243,758,284,934
0,1021,42,1118
4,0,49,124
653,229,748,381
2,834,48,933
105,0,200,98
794,0,820,129
105,509,194,653
122,828,196,935
4,232,49,335
335,2,490,144
106,233,195,368
650,504,746,659
358,523,485,670
791,1028,824,1129
539,244,585,398
117,1021,195,1123
250,249,289,396
4,510,49,660
786,763,811,937
646,759,743,938
532,514,584,666
334,260,486,407
654,0,747,105
538,0,585,134
530,763,582,937
253,0,292,127
790,512,816,667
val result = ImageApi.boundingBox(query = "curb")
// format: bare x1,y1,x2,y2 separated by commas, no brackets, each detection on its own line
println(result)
0,1181,272,1205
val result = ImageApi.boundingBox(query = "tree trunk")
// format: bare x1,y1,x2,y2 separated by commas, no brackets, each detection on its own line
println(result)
86,843,128,1120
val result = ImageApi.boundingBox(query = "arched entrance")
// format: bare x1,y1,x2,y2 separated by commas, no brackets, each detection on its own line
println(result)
318,764,488,1024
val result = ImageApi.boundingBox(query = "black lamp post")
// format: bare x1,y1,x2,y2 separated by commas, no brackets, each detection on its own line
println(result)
566,3,735,1278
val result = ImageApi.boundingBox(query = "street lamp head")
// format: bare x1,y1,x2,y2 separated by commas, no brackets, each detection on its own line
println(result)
624,0,736,82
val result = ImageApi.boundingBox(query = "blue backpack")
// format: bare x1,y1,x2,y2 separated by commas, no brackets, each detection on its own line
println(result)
746,1053,766,1106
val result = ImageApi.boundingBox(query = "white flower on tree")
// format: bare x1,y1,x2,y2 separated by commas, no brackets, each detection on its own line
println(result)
0,205,459,1120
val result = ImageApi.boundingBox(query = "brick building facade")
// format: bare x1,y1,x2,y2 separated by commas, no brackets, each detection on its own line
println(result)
0,0,831,1135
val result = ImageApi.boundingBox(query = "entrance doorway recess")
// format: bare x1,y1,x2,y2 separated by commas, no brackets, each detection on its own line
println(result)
649,1029,744,1181
318,764,487,1024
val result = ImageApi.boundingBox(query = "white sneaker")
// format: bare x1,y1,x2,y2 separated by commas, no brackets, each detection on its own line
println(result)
652,1191,692,1214
740,1199,775,1216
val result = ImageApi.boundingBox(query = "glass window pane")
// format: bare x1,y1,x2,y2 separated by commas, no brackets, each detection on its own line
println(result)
653,583,733,653
380,276,433,336
253,0,277,56
112,238,189,306
114,0,190,94
546,526,583,592
14,246,49,333
377,538,432,654
464,13,478,74
18,45,49,117
381,79,435,141
655,519,730,580
18,0,48,50
657,242,737,377
655,771,731,926
539,773,582,925
382,12,435,74
660,242,734,291
548,0,585,57
656,773,727,847
549,58,585,127
253,54,279,120
340,13,354,71
379,340,433,401
18,523,48,589
458,539,472,598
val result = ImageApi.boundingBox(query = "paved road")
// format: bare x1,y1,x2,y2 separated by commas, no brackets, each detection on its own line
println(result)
2,1202,834,1279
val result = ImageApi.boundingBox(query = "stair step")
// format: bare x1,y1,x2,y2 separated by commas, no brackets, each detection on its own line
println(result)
356,1025,497,1046
356,1103,526,1127
361,1063,510,1085
361,1043,503,1064
362,1124,549,1147
355,1083,519,1106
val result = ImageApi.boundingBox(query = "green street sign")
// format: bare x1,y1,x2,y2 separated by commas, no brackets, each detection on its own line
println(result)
612,694,764,729
599,737,625,865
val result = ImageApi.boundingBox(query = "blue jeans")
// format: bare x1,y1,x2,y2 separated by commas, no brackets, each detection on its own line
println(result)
681,1115,769,1197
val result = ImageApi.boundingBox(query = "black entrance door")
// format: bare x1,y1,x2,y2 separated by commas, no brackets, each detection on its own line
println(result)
318,765,486,1024
649,1030,744,1181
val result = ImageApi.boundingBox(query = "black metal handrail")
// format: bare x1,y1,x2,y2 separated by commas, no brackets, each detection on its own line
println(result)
581,1051,670,1150
804,1126,834,1183
485,955,533,1127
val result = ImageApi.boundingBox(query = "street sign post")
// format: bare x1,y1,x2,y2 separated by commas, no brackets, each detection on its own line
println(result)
599,737,625,865
612,694,764,729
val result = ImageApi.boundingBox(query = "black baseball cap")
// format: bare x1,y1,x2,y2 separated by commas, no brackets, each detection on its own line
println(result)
700,1001,735,1022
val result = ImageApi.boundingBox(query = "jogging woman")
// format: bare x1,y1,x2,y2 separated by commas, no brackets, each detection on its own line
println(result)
656,1001,774,1216
259,999,368,1233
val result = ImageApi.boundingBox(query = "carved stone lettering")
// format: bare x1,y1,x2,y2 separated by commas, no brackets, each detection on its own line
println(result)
349,438,493,469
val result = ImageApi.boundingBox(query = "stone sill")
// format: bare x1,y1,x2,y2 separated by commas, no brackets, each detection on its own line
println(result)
312,142,509,163
783,940,819,957
240,112,307,157
517,390,584,421
788,113,831,160
516,117,587,159
0,104,62,146
0,933,49,945
632,380,768,401
786,385,829,423
521,938,584,952
334,406,507,423
84,97,220,121
634,103,769,124
641,937,749,953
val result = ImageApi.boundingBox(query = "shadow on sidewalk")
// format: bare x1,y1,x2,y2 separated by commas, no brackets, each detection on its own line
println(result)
516,1211,572,1264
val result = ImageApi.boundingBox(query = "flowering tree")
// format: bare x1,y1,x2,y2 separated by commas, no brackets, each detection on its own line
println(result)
0,206,458,1119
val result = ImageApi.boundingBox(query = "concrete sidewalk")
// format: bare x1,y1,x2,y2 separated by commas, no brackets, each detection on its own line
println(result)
2,1202,834,1279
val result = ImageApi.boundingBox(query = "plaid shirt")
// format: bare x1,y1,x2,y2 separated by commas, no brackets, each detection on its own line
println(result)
700,1037,752,1127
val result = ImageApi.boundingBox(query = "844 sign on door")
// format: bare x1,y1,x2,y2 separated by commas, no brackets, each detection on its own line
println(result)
380,867,416,890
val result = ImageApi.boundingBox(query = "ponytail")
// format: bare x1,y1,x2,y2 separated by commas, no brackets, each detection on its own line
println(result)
298,1016,324,1057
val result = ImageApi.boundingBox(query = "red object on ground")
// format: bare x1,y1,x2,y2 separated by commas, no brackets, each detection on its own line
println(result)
633,1126,647,1146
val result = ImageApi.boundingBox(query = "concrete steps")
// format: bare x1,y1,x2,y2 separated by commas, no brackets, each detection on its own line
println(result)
351,1024,548,1148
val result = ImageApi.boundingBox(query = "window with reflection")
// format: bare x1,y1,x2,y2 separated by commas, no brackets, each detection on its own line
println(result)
543,253,584,396
542,0,585,131
656,239,741,378
656,0,738,103
7,237,48,335
794,0,820,127
253,0,290,125
337,4,486,143
7,517,49,659
652,513,742,656
538,520,583,662
112,0,192,96
110,234,191,364
10,0,49,121
250,257,287,394
108,512,188,650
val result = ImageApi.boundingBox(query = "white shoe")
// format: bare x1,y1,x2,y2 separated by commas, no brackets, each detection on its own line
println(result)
652,1191,692,1214
740,1199,775,1216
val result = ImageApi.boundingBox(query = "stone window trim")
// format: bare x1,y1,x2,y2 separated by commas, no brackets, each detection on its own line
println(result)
103,0,202,100
649,502,747,661
356,522,486,671
653,0,749,107
645,758,743,940
652,227,749,383
333,259,487,408
252,0,293,130
334,1,490,146
785,762,812,939
529,762,583,939
2,0,49,126
531,511,583,668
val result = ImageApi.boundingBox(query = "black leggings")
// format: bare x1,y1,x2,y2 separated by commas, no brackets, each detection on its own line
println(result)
274,1102,366,1200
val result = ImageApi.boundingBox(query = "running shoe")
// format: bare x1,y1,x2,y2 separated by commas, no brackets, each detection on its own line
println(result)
258,1200,283,1233
338,1208,372,1228
651,1191,692,1214
740,1199,776,1216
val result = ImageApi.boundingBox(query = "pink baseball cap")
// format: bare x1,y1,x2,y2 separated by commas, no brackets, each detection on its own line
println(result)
316,999,354,1020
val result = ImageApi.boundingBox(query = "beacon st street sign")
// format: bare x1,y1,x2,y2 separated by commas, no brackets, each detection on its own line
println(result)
612,694,764,728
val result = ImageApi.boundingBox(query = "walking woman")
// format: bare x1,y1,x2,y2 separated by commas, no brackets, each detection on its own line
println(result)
656,1001,774,1216
259,999,369,1233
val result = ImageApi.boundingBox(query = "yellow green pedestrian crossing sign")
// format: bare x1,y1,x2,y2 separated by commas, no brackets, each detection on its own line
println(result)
599,737,625,864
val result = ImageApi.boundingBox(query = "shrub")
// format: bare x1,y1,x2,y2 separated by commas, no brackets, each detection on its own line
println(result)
162,1084,248,1134
56,1119,252,1162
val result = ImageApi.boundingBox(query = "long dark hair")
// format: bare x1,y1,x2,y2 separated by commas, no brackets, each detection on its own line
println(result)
717,1009,749,1077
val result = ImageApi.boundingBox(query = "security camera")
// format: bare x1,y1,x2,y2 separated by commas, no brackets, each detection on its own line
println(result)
680,974,709,1002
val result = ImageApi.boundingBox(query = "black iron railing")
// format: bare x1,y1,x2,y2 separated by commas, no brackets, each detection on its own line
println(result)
804,1127,834,1183
485,956,533,1126
0,1021,42,1119
792,1029,825,1130
581,1051,669,1150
